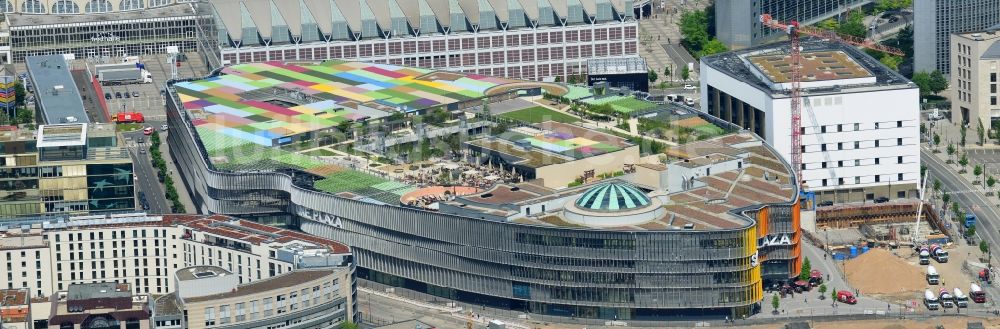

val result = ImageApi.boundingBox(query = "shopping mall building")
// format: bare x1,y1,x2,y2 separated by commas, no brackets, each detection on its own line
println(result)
165,59,803,320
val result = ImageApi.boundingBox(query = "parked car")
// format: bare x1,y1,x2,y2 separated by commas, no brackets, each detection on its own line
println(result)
161,124,169,131
124,92,131,99
818,200,834,207
683,84,697,90
115,91,122,98
143,126,153,135
132,91,140,97
104,92,112,100
685,98,695,106
875,196,890,204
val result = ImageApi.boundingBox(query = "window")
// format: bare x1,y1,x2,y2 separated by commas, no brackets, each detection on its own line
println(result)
992,84,997,93
897,138,903,146
992,73,997,82
263,298,273,316
219,305,230,324
898,156,903,164
235,303,245,322
838,142,843,150
854,141,860,149
83,0,110,12
875,158,880,164
838,160,844,167
854,123,860,131
875,122,879,129
120,0,143,10
875,175,881,182
855,177,860,184
992,96,997,106
821,126,827,133
855,159,860,166
875,140,880,147
821,144,827,151
822,162,828,169
837,124,843,132
838,178,845,185
204,307,215,326
21,0,43,13
822,179,828,186
897,121,902,128
898,173,904,181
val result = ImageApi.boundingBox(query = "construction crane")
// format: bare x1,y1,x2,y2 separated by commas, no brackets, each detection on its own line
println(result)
758,14,904,188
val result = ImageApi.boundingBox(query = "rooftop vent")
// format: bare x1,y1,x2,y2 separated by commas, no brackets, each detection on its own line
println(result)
683,223,695,230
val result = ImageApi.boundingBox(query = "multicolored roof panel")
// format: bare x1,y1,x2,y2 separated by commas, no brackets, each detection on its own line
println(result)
174,60,517,146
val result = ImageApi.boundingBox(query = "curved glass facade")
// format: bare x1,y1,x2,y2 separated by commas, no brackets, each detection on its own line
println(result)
164,80,801,320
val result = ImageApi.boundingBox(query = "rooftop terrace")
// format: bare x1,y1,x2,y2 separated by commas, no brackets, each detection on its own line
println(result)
702,39,913,96
26,54,88,125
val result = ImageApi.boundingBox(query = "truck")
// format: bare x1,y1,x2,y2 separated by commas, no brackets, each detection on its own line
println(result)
971,283,987,303
837,290,857,304
113,112,144,124
924,289,939,310
930,244,949,263
928,108,944,121
98,68,152,85
939,288,955,308
918,245,930,265
953,287,969,308
965,213,977,229
926,265,940,285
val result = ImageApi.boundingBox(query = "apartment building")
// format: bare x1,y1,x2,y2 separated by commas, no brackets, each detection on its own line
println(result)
715,0,872,49
0,213,356,328
951,29,1000,126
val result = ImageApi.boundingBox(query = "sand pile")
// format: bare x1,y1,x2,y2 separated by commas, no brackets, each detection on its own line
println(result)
845,248,925,296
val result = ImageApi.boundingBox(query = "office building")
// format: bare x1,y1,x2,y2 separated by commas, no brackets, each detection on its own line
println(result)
914,0,1000,75
46,282,151,329
700,39,920,203
0,123,136,217
165,60,802,319
715,0,872,50
951,29,1000,126
0,212,357,329
0,0,202,63
196,0,639,81
152,266,350,329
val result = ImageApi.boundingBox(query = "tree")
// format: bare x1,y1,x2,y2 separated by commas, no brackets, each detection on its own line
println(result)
979,119,986,145
700,39,729,57
960,153,969,170
15,109,31,125
880,55,903,71
837,10,867,38
989,176,996,190
952,202,961,218
831,287,838,301
933,133,940,146
648,69,658,84
875,0,913,13
771,294,780,313
912,71,932,96
799,257,812,281
818,283,828,296
967,225,976,237
817,18,839,30
947,143,956,156
943,192,950,205
679,10,710,52
981,240,991,255
975,164,983,177
928,70,948,95
934,179,941,193
663,66,672,81
681,66,690,81
13,82,25,108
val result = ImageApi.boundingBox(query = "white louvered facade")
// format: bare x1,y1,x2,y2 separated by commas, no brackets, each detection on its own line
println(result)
202,0,641,81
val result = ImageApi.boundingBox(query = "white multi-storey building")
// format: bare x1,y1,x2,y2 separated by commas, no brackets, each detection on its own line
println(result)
0,213,355,325
951,29,1000,127
699,40,920,203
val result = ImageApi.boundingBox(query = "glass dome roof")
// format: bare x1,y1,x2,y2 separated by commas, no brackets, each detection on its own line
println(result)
575,182,651,212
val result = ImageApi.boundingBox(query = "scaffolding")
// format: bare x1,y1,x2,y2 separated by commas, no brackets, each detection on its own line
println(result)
817,201,949,242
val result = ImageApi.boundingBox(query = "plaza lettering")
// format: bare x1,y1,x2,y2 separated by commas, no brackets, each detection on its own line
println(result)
758,234,792,247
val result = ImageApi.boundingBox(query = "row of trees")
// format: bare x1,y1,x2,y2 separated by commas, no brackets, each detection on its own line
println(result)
149,131,186,213
647,65,690,85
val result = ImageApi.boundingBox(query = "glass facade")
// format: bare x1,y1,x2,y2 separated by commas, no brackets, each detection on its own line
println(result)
164,85,800,320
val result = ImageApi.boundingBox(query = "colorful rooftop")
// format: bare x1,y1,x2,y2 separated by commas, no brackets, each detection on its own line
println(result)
174,60,519,146
499,121,631,160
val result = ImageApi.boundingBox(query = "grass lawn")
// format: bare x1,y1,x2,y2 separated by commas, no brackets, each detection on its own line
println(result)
115,123,143,132
303,148,338,156
499,106,578,123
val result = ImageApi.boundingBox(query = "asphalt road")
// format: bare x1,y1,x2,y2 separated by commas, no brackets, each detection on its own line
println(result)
124,130,170,214
660,43,697,75
921,149,1000,299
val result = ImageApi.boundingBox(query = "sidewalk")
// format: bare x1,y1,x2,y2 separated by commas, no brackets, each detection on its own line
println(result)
160,131,197,214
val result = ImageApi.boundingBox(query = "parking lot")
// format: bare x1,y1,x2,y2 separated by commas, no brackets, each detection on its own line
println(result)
88,52,209,125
